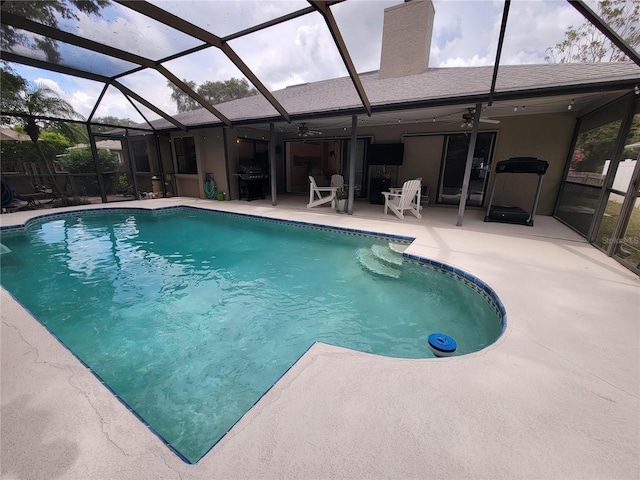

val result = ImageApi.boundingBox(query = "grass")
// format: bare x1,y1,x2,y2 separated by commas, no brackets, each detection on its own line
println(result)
595,200,640,269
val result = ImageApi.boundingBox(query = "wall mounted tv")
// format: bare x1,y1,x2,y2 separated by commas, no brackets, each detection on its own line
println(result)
367,143,404,165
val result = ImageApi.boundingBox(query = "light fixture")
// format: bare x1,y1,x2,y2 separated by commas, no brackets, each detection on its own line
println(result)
514,106,518,112
433,117,436,122
568,99,574,111
635,85,640,95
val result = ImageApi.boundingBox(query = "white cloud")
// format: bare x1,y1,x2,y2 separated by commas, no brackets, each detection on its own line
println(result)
34,78,66,97
10,0,594,120
499,1,584,64
438,54,494,68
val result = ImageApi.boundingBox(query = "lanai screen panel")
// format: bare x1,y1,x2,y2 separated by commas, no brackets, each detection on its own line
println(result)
151,0,311,38
1,0,204,64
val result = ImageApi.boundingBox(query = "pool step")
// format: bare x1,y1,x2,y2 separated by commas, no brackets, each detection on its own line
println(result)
356,247,401,278
371,244,403,266
388,242,408,254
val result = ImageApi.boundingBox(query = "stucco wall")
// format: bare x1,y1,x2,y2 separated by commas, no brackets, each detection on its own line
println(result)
198,128,227,199
489,113,575,215
225,127,270,200
181,112,576,215
169,129,227,199
321,113,575,215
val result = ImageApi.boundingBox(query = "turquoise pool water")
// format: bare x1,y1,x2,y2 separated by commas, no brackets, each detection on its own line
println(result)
0,207,503,463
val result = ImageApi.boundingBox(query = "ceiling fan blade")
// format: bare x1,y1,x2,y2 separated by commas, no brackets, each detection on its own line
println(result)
479,117,500,125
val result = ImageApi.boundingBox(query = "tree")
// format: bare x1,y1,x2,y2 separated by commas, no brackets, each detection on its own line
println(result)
0,131,73,173
198,78,258,104
1,68,83,201
168,79,198,113
1,0,109,63
546,0,640,63
0,65,27,124
92,116,137,134
167,77,258,113
58,148,118,196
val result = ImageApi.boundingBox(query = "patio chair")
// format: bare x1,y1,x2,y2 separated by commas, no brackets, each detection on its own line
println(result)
2,175,49,209
382,178,422,220
330,174,344,189
307,175,337,209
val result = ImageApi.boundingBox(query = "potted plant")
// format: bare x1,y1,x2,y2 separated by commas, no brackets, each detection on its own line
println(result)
335,187,348,212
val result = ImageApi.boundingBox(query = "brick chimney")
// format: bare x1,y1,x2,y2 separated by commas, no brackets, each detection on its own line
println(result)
378,0,435,79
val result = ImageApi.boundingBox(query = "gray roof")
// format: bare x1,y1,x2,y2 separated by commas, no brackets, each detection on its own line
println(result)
149,62,640,131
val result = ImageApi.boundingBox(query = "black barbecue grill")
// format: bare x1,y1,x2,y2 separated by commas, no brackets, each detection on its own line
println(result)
236,162,268,201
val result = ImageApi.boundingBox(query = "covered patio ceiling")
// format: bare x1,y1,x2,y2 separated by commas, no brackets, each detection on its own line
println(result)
1,0,639,132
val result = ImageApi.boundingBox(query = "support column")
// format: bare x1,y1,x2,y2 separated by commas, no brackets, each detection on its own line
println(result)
456,102,482,227
348,115,357,215
87,125,107,203
270,122,277,206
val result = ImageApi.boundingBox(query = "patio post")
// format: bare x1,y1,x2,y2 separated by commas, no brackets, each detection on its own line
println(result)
347,114,357,215
88,126,107,203
456,102,482,226
270,122,277,206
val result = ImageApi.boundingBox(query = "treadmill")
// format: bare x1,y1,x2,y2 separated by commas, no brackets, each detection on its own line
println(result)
484,157,549,227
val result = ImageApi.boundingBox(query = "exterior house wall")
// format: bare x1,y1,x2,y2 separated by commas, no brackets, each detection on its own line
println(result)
197,128,227,199
169,128,227,199
225,127,270,200
170,132,200,198
490,113,576,215
312,113,575,215
185,112,575,215
402,135,444,192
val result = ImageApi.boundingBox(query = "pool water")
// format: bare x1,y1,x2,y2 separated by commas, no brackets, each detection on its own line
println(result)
0,208,503,463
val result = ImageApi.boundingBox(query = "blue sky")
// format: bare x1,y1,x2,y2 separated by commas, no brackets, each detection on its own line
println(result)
9,0,589,122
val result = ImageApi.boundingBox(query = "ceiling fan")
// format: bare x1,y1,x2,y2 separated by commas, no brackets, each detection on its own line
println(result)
460,108,500,128
297,123,322,137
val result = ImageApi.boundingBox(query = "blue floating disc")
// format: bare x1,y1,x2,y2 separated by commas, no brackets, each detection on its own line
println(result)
427,333,457,356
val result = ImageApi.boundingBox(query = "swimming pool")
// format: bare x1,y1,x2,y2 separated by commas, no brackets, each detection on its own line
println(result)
0,207,504,463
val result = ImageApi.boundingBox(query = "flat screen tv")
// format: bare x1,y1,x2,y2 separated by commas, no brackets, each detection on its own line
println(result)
367,143,404,165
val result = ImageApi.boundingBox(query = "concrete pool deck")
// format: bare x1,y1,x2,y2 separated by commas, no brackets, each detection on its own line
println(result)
1,197,638,479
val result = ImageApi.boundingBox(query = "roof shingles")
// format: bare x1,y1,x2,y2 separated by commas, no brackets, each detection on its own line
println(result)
150,62,640,130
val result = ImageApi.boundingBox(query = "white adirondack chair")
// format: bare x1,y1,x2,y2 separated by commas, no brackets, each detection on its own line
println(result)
307,176,337,209
382,178,422,220
330,174,344,189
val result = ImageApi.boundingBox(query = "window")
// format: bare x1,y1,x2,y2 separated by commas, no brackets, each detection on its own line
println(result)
175,137,197,174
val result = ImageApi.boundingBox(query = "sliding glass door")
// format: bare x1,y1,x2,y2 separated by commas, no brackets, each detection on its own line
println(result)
438,132,496,206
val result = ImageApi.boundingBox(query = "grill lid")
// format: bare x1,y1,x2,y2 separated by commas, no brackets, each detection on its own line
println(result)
238,161,264,174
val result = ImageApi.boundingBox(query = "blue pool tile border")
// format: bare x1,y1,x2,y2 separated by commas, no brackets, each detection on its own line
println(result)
403,253,507,333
